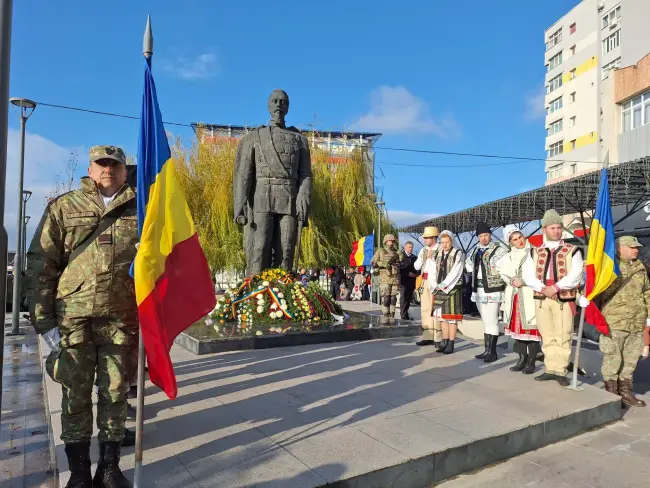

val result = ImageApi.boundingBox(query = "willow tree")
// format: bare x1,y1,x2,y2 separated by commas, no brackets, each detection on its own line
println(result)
172,133,396,273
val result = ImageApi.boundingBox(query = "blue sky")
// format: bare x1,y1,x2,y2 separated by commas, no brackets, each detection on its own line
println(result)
6,0,580,248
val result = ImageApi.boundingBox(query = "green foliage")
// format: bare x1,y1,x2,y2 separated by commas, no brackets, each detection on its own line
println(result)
172,132,397,272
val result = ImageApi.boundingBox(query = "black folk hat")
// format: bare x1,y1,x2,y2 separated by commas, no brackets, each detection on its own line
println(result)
476,222,491,235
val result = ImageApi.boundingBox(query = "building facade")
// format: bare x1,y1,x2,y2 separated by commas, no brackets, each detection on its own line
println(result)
192,123,381,192
543,0,650,184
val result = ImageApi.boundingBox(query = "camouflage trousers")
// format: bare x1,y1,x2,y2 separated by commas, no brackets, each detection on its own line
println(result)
51,342,129,443
379,283,399,317
600,330,643,382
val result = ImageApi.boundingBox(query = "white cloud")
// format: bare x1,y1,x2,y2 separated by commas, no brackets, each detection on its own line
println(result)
387,210,440,227
161,52,220,80
524,87,546,121
351,86,461,139
4,129,82,252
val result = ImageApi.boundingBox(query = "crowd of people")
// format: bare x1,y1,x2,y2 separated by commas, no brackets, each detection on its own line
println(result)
369,210,650,404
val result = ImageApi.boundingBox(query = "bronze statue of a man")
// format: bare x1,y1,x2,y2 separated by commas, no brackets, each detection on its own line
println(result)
233,89,313,275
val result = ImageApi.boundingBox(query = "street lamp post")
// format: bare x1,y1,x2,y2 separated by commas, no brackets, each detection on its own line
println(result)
9,97,36,335
374,199,385,252
23,215,30,272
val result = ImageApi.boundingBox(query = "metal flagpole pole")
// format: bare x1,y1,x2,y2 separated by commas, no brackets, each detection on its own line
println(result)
134,15,153,488
569,307,586,390
0,0,14,424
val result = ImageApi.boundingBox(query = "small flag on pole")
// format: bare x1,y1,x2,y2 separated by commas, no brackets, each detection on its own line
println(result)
134,37,216,400
349,234,374,267
584,168,619,335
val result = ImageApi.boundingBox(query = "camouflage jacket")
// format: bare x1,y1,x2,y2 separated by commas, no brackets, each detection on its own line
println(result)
371,245,405,286
26,177,139,339
600,258,650,333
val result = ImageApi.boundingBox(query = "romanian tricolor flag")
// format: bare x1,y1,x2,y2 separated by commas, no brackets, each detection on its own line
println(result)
349,234,374,267
584,168,619,335
134,54,216,399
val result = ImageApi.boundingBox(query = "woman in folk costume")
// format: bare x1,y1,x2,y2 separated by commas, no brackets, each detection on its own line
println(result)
496,226,541,374
466,221,508,363
430,231,465,354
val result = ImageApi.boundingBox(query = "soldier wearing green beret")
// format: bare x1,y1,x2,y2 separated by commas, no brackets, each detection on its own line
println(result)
26,145,136,487
596,235,648,407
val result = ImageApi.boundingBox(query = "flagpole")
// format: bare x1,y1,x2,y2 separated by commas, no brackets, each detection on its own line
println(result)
569,307,586,391
134,15,153,488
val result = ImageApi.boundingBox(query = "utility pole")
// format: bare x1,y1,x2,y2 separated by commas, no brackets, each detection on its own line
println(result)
596,2,605,168
0,0,13,428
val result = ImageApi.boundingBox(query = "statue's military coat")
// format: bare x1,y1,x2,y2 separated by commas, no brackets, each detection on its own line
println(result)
234,125,312,274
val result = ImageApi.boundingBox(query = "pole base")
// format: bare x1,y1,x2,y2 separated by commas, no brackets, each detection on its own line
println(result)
565,384,584,392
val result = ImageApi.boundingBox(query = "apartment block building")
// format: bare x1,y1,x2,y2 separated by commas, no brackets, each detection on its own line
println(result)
543,0,650,184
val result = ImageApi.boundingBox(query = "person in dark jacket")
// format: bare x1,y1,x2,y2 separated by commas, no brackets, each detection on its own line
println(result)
399,241,419,320
330,266,345,300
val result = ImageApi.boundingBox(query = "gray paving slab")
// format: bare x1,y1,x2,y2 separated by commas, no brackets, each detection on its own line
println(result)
39,330,624,488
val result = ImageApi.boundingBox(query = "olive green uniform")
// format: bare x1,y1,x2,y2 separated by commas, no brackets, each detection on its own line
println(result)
371,238,404,323
599,258,649,382
26,169,138,444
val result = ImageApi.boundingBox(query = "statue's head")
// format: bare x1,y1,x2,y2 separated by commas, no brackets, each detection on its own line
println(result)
268,89,289,126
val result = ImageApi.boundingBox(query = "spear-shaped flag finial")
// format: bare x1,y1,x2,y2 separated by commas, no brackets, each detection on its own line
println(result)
143,16,153,58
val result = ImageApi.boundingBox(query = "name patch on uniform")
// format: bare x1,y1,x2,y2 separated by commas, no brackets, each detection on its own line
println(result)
66,212,97,219
97,234,113,245
121,216,137,220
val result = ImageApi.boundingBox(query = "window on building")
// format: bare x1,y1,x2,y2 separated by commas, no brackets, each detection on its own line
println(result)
570,45,576,56
571,140,577,151
546,28,562,51
548,52,563,71
569,116,576,128
569,68,577,80
602,6,621,28
570,92,576,103
547,164,562,180
621,90,650,133
602,57,621,79
547,74,563,94
602,30,620,54
547,141,564,158
549,96,563,114
570,23,576,34
547,119,563,137
571,163,577,173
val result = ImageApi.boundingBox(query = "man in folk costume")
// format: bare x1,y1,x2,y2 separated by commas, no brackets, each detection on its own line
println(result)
497,226,541,375
414,226,441,346
467,222,508,363
523,209,584,387
428,231,465,354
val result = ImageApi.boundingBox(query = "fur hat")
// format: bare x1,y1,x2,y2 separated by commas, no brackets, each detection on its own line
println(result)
476,221,491,235
541,209,563,228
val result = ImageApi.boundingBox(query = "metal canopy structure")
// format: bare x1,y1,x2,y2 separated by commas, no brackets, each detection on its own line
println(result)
401,157,650,237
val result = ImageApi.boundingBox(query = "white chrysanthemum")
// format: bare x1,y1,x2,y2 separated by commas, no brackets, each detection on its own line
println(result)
278,292,284,298
263,281,270,286
273,287,279,292
270,303,278,310
257,306,264,313
281,304,288,310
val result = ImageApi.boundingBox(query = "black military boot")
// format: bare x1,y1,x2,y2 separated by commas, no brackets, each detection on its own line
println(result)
483,335,499,363
121,429,135,447
510,340,528,372
93,442,132,488
64,441,92,488
475,333,489,359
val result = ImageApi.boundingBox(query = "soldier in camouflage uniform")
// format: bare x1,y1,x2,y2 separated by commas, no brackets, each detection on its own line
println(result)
598,236,648,408
371,234,404,324
26,146,136,488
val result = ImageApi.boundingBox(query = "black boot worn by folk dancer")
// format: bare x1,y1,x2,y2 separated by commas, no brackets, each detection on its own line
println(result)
510,340,528,372
483,334,499,363
522,341,540,375
475,333,490,359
